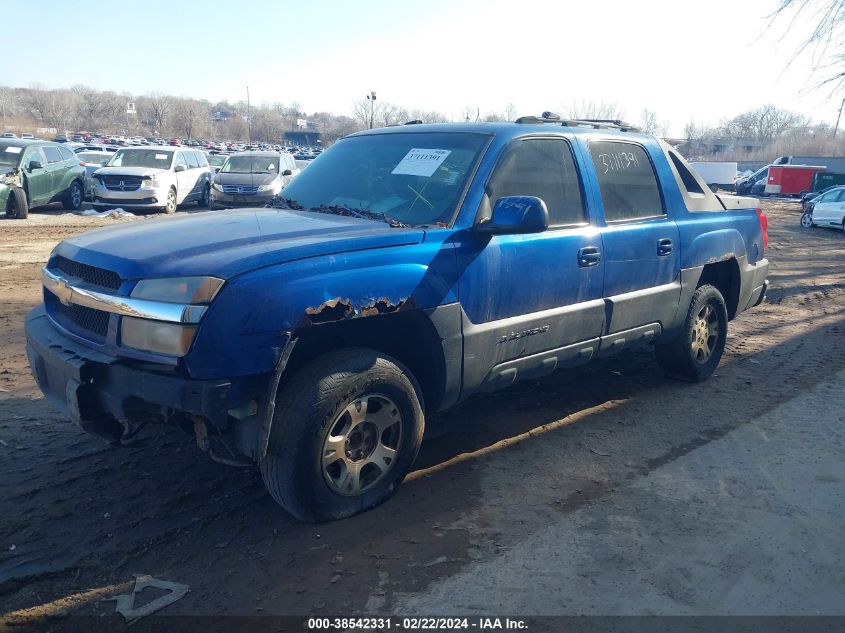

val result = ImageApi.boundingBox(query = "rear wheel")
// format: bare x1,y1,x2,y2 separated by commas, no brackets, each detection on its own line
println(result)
164,188,177,214
800,212,814,228
62,180,84,211
260,348,425,522
5,187,28,219
655,284,728,382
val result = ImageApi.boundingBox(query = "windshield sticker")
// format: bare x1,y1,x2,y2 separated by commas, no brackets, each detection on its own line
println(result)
155,153,168,160
391,148,451,177
5,147,22,154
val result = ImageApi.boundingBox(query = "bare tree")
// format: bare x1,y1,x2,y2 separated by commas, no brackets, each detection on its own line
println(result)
719,104,809,144
142,93,172,133
173,98,205,139
565,100,625,121
772,0,845,91
638,109,668,136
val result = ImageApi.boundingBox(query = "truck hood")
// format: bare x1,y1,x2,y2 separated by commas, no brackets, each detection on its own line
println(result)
53,209,426,280
93,166,165,178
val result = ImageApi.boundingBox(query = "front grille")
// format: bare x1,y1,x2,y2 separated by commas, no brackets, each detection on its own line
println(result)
52,256,122,290
101,175,143,191
55,301,109,339
221,184,259,195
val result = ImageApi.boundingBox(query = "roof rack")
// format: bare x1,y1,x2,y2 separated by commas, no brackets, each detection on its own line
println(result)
404,119,423,125
514,113,640,132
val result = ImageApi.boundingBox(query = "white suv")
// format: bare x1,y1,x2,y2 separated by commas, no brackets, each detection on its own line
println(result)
92,147,210,213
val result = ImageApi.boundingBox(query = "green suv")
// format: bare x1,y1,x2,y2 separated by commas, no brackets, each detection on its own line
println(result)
1,139,86,219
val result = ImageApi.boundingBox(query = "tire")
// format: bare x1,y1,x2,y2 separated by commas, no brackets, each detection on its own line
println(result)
5,187,28,219
198,184,210,208
800,212,814,228
164,188,177,214
260,348,425,522
655,284,728,382
62,180,84,211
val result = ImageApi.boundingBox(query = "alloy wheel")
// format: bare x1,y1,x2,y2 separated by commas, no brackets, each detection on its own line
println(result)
690,303,719,363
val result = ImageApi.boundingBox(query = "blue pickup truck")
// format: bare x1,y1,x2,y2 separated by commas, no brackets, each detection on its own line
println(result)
25,115,769,521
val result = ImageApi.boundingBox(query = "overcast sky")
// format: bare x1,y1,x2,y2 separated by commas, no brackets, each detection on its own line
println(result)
5,0,841,135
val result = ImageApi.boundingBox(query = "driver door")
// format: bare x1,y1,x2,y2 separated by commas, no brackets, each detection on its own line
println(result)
456,136,605,393
812,188,844,225
21,147,50,207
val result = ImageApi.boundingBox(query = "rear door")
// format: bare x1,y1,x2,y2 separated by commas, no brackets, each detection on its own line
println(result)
584,140,680,335
41,145,65,200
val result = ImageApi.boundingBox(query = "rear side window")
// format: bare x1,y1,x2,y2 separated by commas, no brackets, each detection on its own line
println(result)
487,137,586,226
58,146,75,161
668,152,705,195
194,152,208,168
817,189,844,203
185,151,200,169
43,146,63,164
588,141,663,221
175,153,188,169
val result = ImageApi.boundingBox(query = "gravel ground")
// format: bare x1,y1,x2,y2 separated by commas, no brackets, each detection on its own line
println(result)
0,200,843,629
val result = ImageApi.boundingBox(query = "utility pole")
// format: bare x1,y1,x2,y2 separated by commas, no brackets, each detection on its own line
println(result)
833,98,845,140
246,86,252,145
367,91,377,129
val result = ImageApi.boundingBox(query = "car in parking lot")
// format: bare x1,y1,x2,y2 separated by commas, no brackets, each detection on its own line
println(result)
206,153,227,174
210,151,298,209
1,139,86,218
800,185,845,232
25,117,769,521
76,150,114,198
92,146,210,213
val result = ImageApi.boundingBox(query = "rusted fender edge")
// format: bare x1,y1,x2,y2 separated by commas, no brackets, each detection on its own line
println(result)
302,295,416,325
257,335,297,460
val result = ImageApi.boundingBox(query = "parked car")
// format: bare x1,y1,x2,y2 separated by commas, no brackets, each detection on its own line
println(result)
20,133,35,140
2,132,18,138
210,151,298,209
801,184,840,211
24,118,769,521
800,185,845,232
91,146,210,213
169,138,181,146
735,166,769,195
205,153,227,174
1,139,86,218
53,134,69,143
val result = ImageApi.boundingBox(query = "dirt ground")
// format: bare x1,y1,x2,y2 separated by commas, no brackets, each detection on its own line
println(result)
1,201,844,628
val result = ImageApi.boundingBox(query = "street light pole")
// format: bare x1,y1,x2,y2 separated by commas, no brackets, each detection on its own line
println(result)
367,91,377,129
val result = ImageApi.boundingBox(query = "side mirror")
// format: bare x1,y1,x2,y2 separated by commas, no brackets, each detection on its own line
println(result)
474,196,549,236
28,160,43,171
281,169,292,176
175,164,186,172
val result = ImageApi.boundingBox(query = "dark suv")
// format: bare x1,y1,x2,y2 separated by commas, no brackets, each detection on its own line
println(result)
1,139,86,218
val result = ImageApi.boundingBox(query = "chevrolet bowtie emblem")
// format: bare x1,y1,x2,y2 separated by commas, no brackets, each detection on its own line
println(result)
55,278,73,306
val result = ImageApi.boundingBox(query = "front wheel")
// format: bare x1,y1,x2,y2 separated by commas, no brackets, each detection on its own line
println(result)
63,181,83,211
655,284,728,382
164,188,177,214
5,187,28,219
260,348,425,522
800,212,814,228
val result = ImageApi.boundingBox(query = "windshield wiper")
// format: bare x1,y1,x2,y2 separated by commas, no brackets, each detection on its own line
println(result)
266,197,304,210
310,204,409,228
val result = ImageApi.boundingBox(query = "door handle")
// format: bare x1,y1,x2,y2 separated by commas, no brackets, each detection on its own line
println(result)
578,246,601,267
657,238,673,256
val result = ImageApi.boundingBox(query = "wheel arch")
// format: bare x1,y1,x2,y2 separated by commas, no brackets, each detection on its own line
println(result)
697,258,741,320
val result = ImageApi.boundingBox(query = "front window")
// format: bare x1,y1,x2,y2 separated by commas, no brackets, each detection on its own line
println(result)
221,155,280,174
278,132,490,226
0,143,24,170
108,149,174,169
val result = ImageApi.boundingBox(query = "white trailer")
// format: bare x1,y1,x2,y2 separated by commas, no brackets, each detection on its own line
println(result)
690,161,738,191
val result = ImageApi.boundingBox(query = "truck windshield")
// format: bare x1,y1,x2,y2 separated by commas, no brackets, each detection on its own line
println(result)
108,149,174,169
221,155,279,174
277,131,490,226
0,144,24,169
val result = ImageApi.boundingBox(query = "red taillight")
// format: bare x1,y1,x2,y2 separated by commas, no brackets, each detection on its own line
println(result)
755,208,768,253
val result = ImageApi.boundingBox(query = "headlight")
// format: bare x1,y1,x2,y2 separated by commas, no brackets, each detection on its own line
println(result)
212,182,223,192
142,178,160,188
121,317,196,356
130,276,224,303
258,180,282,194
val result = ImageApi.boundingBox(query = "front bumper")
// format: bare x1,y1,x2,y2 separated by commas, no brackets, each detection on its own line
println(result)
211,190,275,206
25,306,232,442
92,183,168,209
